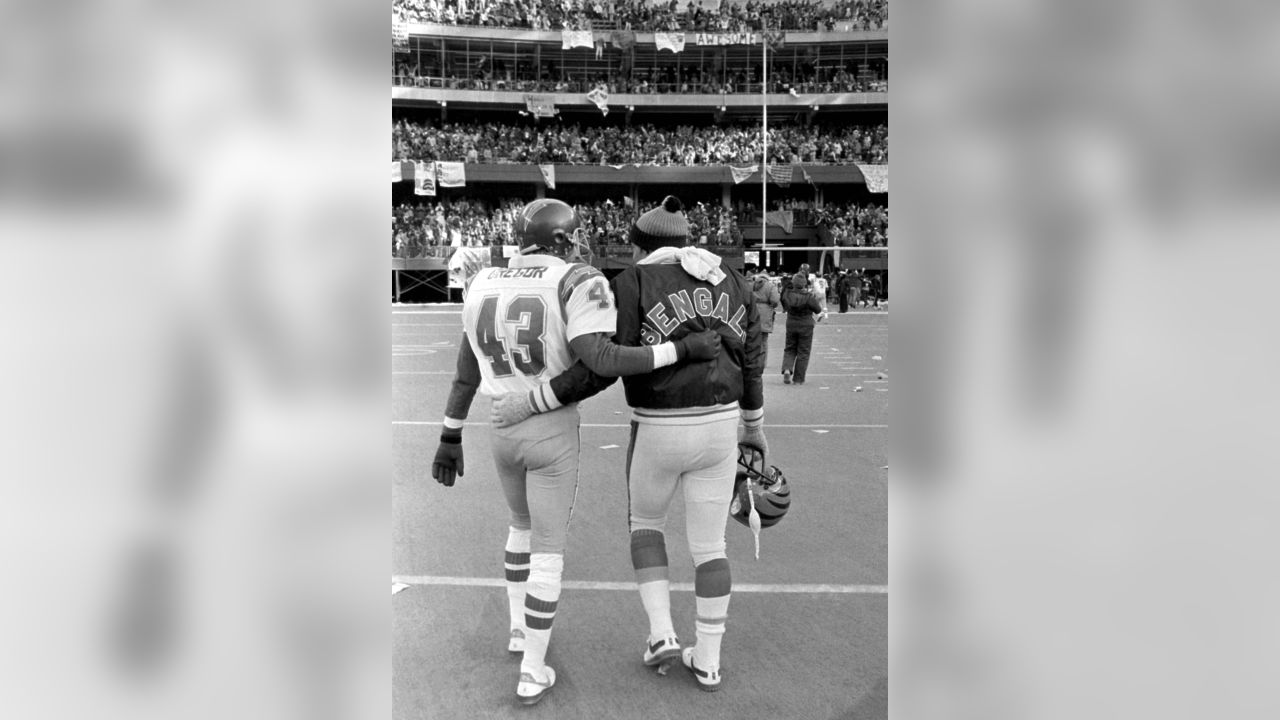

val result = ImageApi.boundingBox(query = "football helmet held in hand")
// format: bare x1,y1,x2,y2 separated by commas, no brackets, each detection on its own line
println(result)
729,445,790,529
514,199,592,263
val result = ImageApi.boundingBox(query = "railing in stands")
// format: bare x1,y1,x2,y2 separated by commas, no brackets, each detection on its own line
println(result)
392,74,887,95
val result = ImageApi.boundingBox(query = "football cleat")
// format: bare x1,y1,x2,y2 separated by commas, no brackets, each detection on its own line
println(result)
729,445,791,529
643,635,681,668
680,646,722,692
516,665,556,705
508,628,525,654
512,199,593,264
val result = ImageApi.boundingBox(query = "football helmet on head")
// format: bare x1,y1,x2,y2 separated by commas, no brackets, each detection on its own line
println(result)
513,198,592,263
729,445,790,529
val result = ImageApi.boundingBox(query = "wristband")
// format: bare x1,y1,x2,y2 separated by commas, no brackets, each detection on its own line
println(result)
440,420,463,443
653,341,679,369
528,382,563,414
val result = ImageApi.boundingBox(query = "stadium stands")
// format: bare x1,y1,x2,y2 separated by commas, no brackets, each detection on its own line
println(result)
393,0,888,33
392,120,888,165
392,0,888,298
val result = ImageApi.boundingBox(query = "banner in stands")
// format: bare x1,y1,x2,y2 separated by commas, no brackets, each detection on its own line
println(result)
766,210,795,234
767,165,793,186
857,164,888,193
539,164,556,190
391,161,404,183
447,246,492,294
524,94,558,118
392,16,409,53
730,164,759,184
437,162,466,188
695,32,762,46
413,161,436,196
686,0,721,10
561,29,594,50
654,33,686,53
586,86,609,115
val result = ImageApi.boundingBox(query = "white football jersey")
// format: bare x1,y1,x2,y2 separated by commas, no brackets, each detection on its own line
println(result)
461,254,617,397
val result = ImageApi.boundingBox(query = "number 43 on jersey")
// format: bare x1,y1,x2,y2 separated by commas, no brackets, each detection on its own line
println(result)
474,294,547,377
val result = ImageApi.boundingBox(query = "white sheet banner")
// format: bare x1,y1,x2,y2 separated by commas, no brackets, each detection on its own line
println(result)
447,246,492,294
694,32,761,46
413,161,436,196
437,161,466,188
539,164,556,190
857,164,888,193
765,210,794,234
524,94,558,118
730,164,759,184
561,29,594,50
654,32,686,53
391,161,404,183
586,86,609,115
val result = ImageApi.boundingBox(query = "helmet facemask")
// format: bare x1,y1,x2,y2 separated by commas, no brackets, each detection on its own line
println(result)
564,226,594,265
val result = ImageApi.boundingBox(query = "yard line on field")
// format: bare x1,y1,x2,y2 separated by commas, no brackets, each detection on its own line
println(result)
393,575,886,595
803,374,888,379
392,370,457,375
392,421,886,428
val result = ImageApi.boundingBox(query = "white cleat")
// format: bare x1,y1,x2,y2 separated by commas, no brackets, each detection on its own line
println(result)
516,665,556,706
681,646,722,692
508,628,526,654
642,635,682,668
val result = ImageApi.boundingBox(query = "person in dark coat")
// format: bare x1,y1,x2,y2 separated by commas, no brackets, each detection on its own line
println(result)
779,272,826,385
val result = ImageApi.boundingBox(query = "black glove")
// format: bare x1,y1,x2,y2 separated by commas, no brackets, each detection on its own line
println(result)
675,329,721,362
432,427,464,487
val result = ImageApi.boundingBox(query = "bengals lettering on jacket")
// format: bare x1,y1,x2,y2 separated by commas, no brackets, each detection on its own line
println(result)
640,287,747,344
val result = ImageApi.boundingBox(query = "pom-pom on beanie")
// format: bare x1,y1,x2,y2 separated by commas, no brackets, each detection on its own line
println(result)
629,196,690,251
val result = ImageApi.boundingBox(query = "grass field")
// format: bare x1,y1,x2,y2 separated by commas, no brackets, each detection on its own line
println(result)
393,305,888,720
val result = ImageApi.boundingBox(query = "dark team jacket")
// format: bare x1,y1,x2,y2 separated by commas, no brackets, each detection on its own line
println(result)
545,261,764,412
781,287,825,328
611,262,764,411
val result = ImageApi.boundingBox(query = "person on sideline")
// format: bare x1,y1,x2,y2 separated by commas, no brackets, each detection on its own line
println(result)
779,272,826,385
746,263,781,368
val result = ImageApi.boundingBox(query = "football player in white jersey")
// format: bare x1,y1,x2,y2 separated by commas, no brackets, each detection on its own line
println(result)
430,199,720,705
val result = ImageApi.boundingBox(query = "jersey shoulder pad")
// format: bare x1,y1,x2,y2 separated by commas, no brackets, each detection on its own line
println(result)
558,263,605,304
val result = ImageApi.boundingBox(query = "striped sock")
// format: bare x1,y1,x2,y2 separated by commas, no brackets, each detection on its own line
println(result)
693,558,731,670
504,528,531,633
631,529,674,638
521,553,563,673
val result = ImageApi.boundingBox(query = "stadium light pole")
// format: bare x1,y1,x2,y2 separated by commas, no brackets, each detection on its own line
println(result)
761,31,767,266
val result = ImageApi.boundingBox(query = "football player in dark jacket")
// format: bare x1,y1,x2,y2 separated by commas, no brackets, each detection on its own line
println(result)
490,196,765,692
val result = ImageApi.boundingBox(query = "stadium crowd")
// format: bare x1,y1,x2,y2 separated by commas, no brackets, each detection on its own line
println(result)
392,119,888,165
731,198,885,245
393,197,883,257
394,0,888,32
393,59,886,94
392,198,523,258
